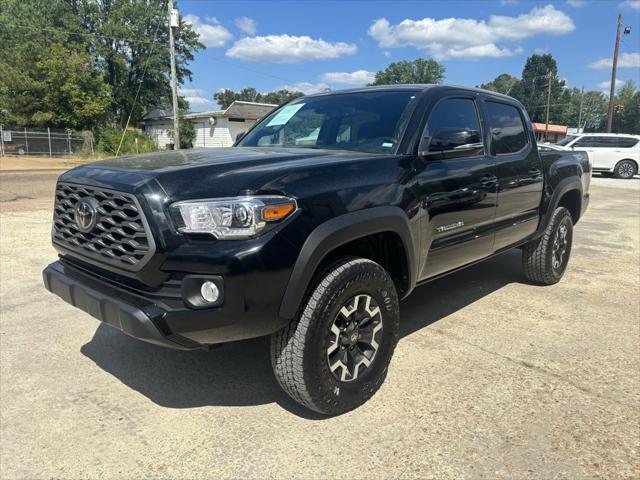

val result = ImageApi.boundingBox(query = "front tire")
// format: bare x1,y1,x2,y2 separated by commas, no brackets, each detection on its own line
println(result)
271,258,400,415
614,160,637,179
522,207,573,285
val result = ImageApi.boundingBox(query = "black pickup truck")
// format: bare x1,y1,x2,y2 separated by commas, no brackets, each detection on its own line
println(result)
43,85,590,414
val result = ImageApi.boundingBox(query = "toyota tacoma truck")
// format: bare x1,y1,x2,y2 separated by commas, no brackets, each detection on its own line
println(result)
43,85,590,415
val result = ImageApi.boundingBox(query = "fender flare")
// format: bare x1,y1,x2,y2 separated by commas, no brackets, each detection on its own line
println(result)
537,176,583,235
279,206,417,319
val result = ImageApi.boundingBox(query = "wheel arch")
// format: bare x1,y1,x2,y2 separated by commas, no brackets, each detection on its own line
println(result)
537,177,583,235
279,207,417,320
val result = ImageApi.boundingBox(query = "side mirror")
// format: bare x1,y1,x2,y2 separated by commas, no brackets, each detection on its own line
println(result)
419,128,483,159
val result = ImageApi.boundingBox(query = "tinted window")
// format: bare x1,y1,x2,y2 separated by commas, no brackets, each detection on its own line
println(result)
616,137,639,148
486,101,528,155
239,91,417,154
556,135,578,147
574,137,596,147
592,137,618,148
423,98,483,156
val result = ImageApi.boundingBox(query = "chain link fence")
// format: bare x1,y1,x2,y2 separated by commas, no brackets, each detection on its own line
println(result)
0,127,94,156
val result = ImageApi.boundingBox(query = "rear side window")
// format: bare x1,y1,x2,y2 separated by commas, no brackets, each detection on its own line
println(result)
616,137,639,148
486,101,528,155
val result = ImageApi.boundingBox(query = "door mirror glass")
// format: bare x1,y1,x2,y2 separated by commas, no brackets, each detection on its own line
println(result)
419,98,484,159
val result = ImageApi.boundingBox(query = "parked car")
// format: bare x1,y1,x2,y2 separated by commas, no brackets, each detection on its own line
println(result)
43,85,591,415
555,133,639,179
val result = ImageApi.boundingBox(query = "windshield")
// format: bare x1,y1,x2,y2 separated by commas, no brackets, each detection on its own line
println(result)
556,135,577,147
238,91,418,154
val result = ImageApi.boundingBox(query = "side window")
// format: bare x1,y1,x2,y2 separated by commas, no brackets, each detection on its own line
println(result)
486,101,528,155
574,137,595,148
424,98,483,157
592,137,618,148
616,137,639,148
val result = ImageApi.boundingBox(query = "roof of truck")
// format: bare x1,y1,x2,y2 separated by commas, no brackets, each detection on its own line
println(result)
304,84,516,102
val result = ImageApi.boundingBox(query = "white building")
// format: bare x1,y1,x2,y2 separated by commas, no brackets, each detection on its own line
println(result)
142,101,277,149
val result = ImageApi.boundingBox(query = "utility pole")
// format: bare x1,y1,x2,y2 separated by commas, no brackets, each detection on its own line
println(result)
168,0,180,150
544,72,553,142
577,86,584,133
606,14,622,133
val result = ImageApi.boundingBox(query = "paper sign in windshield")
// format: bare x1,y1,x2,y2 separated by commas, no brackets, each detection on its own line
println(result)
267,103,305,126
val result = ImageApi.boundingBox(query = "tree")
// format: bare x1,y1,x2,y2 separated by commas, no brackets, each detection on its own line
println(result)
370,58,445,85
0,0,203,130
517,54,565,123
214,88,304,109
613,80,640,134
479,74,520,95
73,0,203,127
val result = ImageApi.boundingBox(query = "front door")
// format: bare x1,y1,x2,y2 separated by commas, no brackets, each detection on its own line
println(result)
415,96,498,279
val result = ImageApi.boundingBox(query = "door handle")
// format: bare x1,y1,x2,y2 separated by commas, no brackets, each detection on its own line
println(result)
528,168,542,177
480,174,498,188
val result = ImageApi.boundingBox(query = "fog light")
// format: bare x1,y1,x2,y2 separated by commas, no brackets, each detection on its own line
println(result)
200,281,220,303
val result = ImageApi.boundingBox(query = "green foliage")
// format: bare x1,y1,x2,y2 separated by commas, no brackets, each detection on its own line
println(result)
612,80,639,134
515,54,566,123
370,58,445,86
0,0,203,131
168,117,196,149
214,88,304,109
97,128,157,156
479,74,520,95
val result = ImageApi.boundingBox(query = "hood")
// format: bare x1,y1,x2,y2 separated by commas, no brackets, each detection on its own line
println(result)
59,147,384,200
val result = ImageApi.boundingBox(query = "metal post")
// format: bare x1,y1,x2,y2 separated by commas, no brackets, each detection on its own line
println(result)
24,127,29,154
90,132,94,155
67,130,72,155
577,87,584,134
544,73,552,142
0,125,4,156
47,127,52,158
607,14,623,132
168,0,180,150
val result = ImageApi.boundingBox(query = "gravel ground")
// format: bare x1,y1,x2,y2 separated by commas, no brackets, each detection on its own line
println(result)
0,171,639,479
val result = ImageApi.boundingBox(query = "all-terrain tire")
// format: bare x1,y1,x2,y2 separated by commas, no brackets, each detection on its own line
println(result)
271,257,400,415
522,207,573,285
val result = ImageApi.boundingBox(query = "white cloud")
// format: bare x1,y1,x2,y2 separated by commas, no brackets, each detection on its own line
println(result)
235,16,257,36
590,52,640,69
383,51,391,58
184,15,232,48
598,79,626,91
279,82,330,94
367,5,575,60
178,88,212,107
620,0,640,10
226,34,357,63
320,70,376,84
500,0,519,5
566,0,587,6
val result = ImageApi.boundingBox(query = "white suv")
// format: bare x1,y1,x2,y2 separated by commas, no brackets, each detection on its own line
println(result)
556,133,640,179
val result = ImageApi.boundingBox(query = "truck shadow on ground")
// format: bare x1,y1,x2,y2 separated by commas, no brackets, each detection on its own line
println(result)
81,249,523,419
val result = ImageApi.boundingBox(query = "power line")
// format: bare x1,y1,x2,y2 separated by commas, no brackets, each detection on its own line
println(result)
115,13,164,156
6,22,166,47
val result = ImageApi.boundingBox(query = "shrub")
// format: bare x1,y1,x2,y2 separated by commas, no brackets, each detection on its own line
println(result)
96,128,158,156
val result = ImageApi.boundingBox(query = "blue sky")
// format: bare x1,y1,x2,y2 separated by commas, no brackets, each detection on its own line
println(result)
177,0,640,110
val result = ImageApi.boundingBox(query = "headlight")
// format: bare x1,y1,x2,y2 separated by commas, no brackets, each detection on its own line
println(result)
171,196,297,239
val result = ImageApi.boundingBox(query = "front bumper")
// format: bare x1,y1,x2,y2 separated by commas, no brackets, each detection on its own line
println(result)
43,258,292,349
43,261,200,349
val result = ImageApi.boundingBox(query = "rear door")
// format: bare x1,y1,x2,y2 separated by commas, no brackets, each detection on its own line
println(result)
572,136,616,170
481,99,543,251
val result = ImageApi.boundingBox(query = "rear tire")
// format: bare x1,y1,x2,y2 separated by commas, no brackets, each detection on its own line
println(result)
522,207,573,285
271,257,400,415
614,160,637,179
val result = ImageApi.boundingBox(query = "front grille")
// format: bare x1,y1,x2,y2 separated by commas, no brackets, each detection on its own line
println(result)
53,183,154,270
